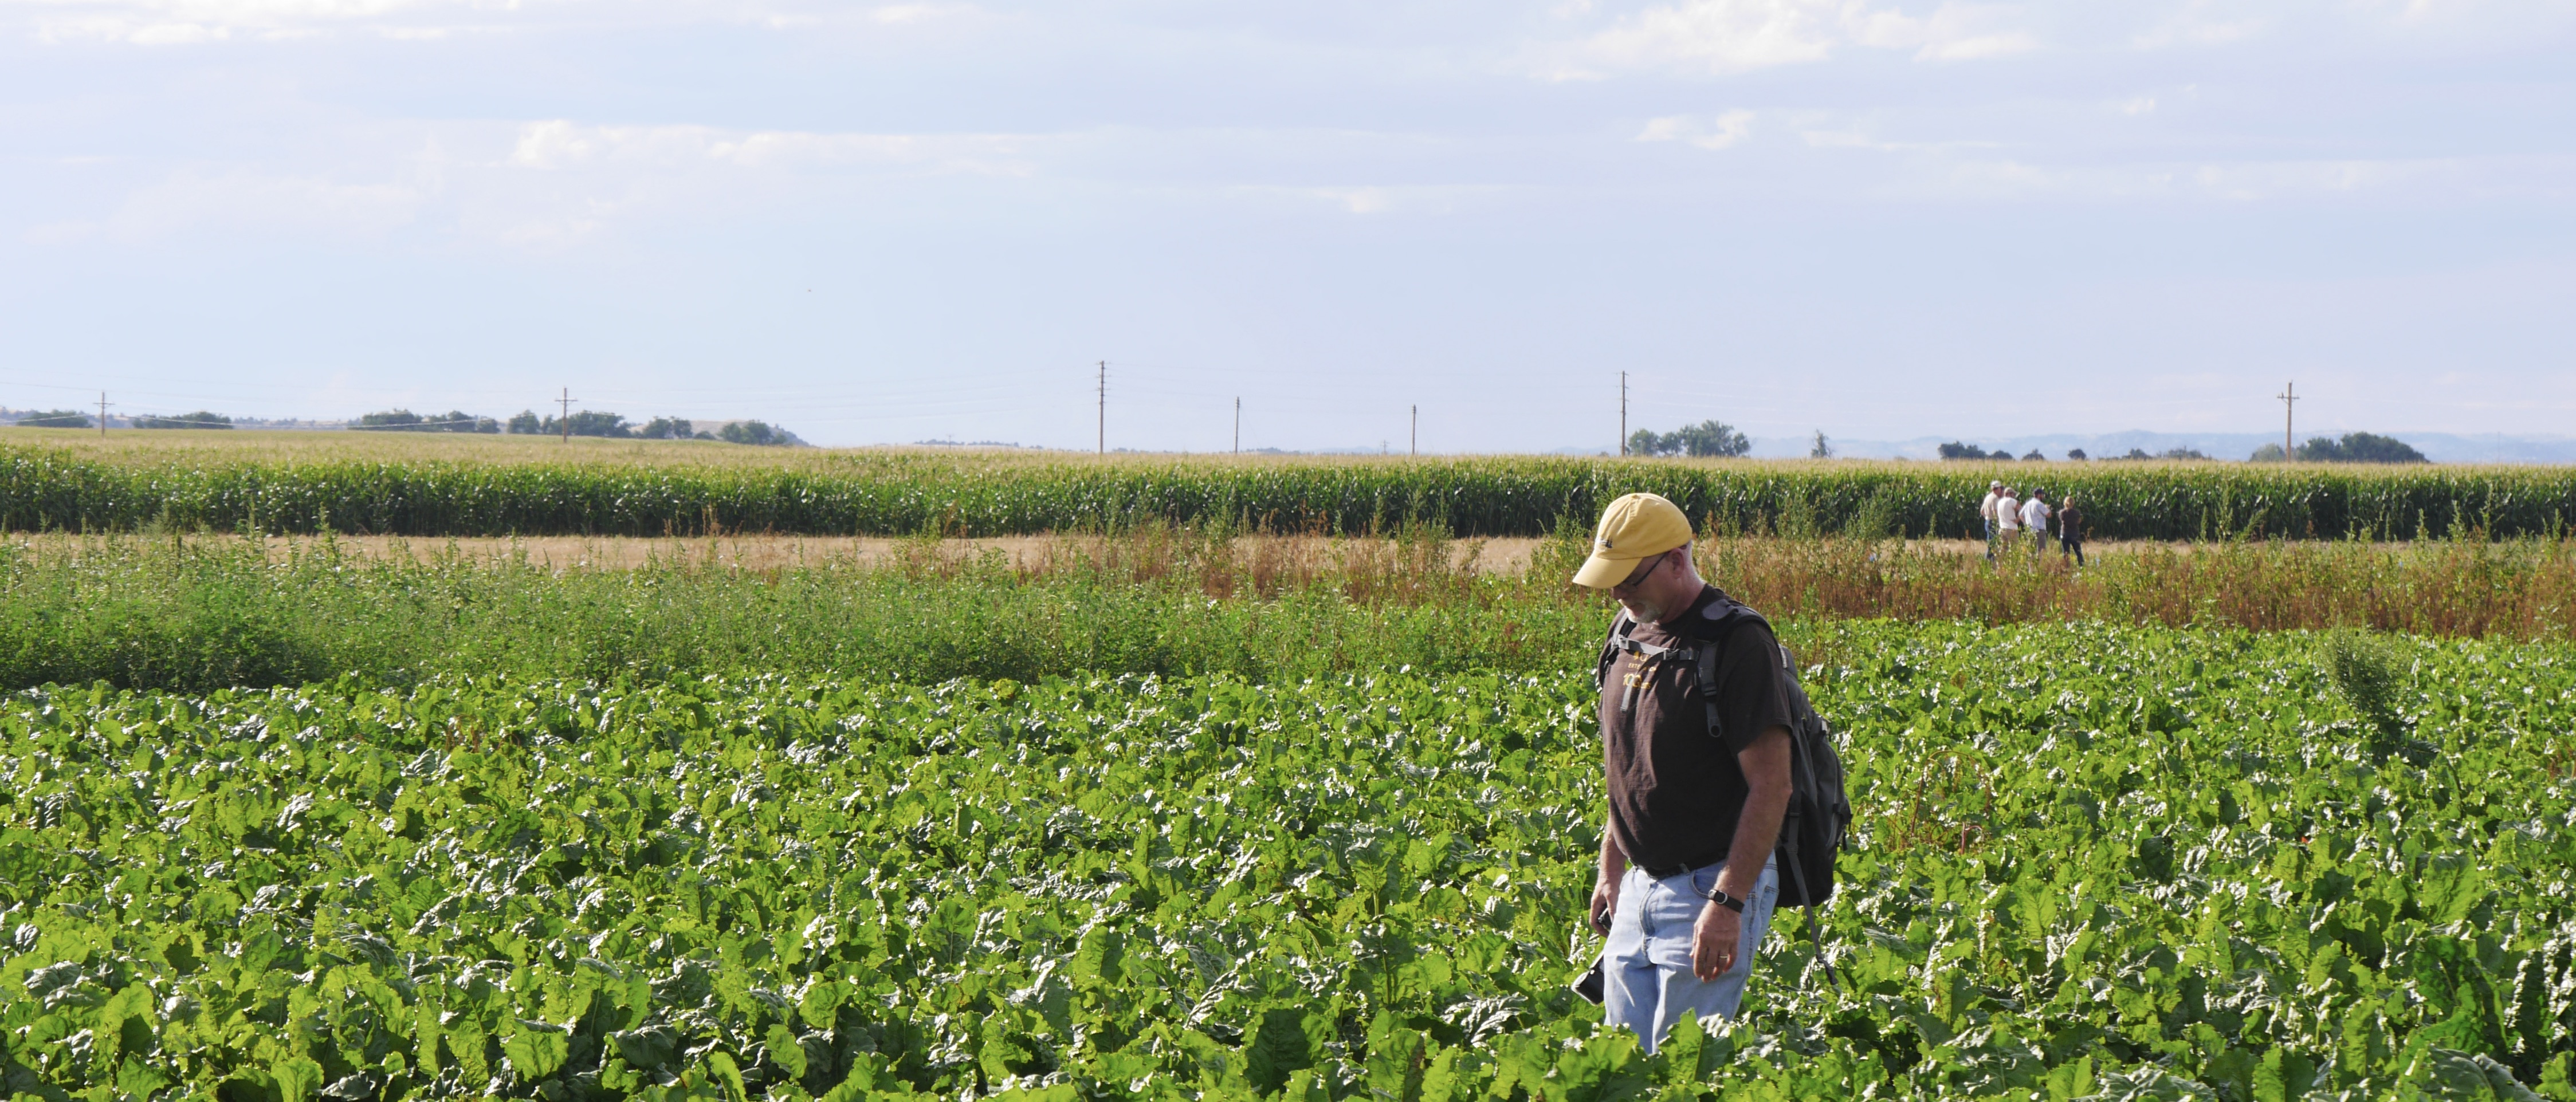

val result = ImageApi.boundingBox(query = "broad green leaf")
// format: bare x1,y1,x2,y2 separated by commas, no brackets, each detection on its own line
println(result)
503,1026,571,1081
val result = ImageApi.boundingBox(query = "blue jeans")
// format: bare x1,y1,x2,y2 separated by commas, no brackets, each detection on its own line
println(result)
1602,858,1779,1053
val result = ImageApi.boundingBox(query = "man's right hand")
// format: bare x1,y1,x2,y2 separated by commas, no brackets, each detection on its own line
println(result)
1589,875,1621,935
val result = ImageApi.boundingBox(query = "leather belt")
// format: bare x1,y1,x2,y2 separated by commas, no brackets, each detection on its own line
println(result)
1640,858,1721,880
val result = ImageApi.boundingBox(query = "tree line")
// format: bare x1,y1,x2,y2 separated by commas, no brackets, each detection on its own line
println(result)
497,411,794,445
1935,432,2426,464
1627,420,1752,458
4,407,796,445
2249,433,2428,463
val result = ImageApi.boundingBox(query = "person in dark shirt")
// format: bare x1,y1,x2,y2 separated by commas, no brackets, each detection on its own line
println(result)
1570,493,1794,1053
2058,494,2087,566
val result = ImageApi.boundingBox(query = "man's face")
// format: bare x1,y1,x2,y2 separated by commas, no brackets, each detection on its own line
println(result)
1609,548,1684,623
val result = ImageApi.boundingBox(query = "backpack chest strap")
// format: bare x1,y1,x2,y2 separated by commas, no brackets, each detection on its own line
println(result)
1612,635,1709,714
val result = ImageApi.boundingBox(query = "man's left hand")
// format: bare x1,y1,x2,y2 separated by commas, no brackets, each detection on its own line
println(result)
1691,899,1742,981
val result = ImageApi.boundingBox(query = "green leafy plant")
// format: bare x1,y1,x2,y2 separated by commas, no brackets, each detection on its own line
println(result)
0,621,2569,1098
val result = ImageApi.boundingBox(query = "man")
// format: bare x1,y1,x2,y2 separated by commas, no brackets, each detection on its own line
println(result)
2058,494,2087,566
1993,485,2021,556
1572,493,1793,1053
2019,490,2051,556
1978,480,2004,561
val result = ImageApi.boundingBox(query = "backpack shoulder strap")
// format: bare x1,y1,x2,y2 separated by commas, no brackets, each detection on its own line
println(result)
1685,597,1770,684
1686,595,1772,740
1592,611,1637,694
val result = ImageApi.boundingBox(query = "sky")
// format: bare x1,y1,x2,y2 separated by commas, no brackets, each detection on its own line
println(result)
2,0,2571,452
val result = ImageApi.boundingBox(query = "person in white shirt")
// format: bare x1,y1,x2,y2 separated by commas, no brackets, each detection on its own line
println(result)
1994,487,2021,551
1978,480,2004,561
2020,491,2052,556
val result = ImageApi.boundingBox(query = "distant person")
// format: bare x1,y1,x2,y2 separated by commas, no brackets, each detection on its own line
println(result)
1993,485,2020,558
2058,494,2087,566
1978,480,2004,561
2020,491,2052,556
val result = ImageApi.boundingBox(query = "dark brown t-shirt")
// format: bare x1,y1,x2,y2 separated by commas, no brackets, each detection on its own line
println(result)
1599,585,1796,874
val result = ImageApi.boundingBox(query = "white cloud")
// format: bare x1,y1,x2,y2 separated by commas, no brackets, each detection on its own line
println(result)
504,120,1036,176
1637,109,1755,149
1233,183,1506,217
2131,1,2266,48
1575,0,2039,74
1582,0,1841,73
2117,96,2156,116
867,3,981,25
19,119,1062,248
1842,3,2039,60
10,0,1014,43
14,0,442,42
1865,154,2529,203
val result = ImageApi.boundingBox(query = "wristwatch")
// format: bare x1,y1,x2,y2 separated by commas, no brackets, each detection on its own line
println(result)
1699,886,1746,913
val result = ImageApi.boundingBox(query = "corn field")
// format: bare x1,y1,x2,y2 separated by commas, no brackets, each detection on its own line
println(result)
3,444,2571,540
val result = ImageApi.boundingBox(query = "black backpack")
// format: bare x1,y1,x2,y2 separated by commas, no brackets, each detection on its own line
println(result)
1592,597,1854,983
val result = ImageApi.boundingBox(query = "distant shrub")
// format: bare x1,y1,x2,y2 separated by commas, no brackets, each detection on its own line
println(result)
718,420,787,446
2298,432,2428,464
638,417,695,440
137,411,233,430
536,411,632,438
358,409,497,434
14,410,91,428
1628,420,1750,458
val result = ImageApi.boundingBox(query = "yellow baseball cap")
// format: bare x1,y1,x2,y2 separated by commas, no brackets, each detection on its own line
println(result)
1571,493,1694,589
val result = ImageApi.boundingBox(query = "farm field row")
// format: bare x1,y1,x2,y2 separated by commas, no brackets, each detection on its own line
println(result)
0,532,2483,573
2,621,2570,1099
6,532,2571,694
6,438,2570,541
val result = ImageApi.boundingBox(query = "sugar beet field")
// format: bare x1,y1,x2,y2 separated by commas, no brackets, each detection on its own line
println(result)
4,442,2576,1101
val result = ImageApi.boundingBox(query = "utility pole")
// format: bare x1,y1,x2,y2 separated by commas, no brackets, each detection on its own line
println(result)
2276,381,2298,461
1095,361,1106,455
557,387,577,443
1233,397,1240,455
1619,372,1628,456
97,391,111,437
1410,405,1417,457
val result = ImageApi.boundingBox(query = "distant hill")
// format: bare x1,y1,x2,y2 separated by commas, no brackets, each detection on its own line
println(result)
1739,432,2576,465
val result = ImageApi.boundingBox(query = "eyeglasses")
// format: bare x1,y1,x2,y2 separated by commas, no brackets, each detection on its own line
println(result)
1613,553,1664,591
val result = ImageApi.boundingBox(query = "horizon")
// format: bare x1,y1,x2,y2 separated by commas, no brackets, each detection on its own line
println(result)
6,418,2572,465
